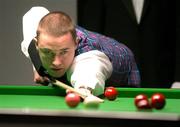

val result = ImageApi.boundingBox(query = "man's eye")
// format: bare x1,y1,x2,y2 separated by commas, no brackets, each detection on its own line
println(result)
60,50,68,55
45,50,51,54
42,49,50,54
41,49,54,56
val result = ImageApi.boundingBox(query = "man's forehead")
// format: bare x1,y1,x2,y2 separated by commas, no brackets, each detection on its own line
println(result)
38,32,74,41
37,32,77,51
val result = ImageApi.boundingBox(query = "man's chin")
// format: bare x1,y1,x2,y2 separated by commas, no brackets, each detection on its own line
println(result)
47,69,63,76
50,72,65,78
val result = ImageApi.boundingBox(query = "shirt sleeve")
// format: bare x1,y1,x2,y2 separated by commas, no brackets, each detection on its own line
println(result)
21,40,30,58
67,50,113,96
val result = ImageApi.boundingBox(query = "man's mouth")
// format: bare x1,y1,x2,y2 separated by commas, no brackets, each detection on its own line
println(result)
51,68,63,71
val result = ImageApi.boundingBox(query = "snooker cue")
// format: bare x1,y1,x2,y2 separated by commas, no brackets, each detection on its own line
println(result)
52,79,104,103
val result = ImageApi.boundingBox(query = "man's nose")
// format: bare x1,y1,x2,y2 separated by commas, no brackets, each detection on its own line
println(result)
52,54,63,66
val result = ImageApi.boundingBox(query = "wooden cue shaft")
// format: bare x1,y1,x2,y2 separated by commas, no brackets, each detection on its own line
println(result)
53,79,104,102
53,80,86,99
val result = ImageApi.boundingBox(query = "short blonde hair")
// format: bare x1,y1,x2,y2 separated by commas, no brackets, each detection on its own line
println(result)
37,11,76,41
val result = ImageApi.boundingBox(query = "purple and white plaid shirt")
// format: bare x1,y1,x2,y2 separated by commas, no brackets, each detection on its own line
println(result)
75,26,141,87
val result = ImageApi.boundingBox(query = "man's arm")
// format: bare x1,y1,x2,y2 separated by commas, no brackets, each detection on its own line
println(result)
67,50,113,96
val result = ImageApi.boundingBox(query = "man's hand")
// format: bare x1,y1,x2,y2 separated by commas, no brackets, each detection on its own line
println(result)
66,86,92,96
33,70,50,85
78,87,92,97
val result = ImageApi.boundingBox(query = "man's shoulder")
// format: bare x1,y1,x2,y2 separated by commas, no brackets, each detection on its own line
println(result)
76,25,105,39
76,25,86,32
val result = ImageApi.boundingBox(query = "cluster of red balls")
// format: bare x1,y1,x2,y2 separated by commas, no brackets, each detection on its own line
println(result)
134,93,166,110
64,87,166,110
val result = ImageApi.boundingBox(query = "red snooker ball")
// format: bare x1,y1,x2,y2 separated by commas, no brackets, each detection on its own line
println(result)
65,93,81,108
104,87,118,100
134,94,151,109
134,94,148,105
151,93,166,109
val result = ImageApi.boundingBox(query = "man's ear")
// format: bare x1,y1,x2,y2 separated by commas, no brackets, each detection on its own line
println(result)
75,37,79,49
33,37,38,49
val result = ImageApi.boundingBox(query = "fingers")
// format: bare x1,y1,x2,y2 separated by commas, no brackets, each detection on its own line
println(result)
35,76,50,85
34,74,50,85
77,87,92,97
84,94,104,104
33,70,50,85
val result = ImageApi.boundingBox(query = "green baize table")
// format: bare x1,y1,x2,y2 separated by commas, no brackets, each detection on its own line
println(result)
0,85,179,127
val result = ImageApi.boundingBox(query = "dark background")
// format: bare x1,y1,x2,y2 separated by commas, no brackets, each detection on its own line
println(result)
77,0,178,88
